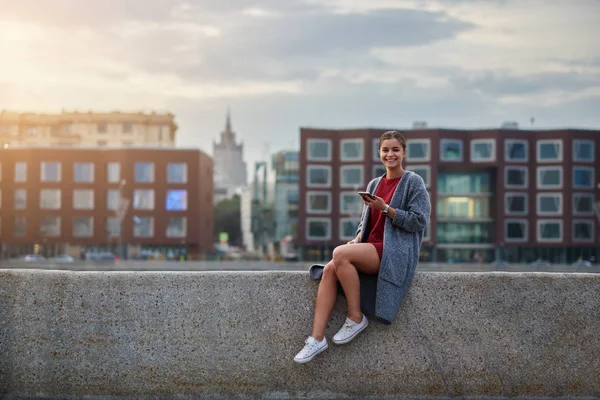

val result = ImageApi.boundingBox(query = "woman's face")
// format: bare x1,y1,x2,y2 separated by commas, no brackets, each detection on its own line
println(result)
379,138,406,169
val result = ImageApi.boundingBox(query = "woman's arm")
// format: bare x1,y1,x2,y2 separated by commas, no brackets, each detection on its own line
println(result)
389,174,431,232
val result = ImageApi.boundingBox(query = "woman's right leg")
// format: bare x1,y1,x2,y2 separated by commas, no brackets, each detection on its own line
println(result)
311,261,337,341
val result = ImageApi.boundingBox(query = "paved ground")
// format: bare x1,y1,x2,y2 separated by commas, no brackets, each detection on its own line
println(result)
1,260,599,273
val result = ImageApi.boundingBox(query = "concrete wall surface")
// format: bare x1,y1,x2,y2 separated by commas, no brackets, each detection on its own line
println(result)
0,269,598,399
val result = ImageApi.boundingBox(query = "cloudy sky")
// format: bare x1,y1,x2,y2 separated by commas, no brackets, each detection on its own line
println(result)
1,0,599,168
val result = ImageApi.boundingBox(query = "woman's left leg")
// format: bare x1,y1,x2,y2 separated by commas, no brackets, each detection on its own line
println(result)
331,243,380,323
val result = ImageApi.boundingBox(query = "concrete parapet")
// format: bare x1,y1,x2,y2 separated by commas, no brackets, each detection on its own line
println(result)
0,269,598,399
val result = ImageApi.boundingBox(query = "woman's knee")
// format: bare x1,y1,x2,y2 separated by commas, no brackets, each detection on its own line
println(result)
322,263,337,280
331,245,350,266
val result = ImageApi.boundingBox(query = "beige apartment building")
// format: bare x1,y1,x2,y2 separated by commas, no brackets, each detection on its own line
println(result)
0,110,177,148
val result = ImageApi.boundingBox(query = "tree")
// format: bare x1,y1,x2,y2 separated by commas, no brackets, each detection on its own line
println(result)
214,194,242,246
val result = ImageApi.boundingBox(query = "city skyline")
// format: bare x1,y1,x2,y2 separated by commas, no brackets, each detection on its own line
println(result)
1,0,599,173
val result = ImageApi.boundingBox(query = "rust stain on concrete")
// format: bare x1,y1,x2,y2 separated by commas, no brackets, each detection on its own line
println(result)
173,380,205,388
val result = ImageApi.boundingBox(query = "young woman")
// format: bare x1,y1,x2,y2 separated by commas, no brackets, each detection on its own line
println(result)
294,130,431,363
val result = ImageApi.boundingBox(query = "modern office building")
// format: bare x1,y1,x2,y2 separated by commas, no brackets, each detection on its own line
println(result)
0,110,177,148
271,151,299,258
0,147,213,260
298,127,600,264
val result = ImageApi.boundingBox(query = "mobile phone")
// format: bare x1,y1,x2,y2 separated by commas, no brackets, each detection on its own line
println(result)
358,191,374,200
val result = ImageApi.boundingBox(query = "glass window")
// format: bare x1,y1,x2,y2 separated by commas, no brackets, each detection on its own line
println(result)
306,192,331,214
133,216,154,237
106,217,120,237
167,163,188,183
135,162,154,183
406,139,430,162
573,140,594,162
537,220,562,242
340,139,363,161
106,189,120,210
537,193,562,215
505,167,528,188
73,189,94,210
107,162,120,183
339,218,361,240
505,193,528,215
537,139,562,162
471,139,495,162
406,165,430,188
438,172,492,194
14,162,27,182
306,165,331,187
436,222,493,244
573,193,594,216
340,166,363,187
340,192,363,215
373,138,380,161
40,216,61,237
573,221,594,242
40,189,61,209
440,139,463,161
73,216,93,237
166,217,187,238
134,189,155,210
13,216,26,237
41,162,61,182
307,139,331,161
437,197,491,218
166,190,187,211
14,189,26,209
573,167,594,188
505,139,528,162
537,167,562,189
74,162,94,182
123,123,133,133
505,220,528,242
306,218,331,240
97,123,107,133
372,165,386,179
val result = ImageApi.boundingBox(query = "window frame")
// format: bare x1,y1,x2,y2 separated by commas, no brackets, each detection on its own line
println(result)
505,219,528,243
536,166,563,190
134,162,155,183
340,165,364,188
166,189,188,211
406,165,431,188
73,189,94,210
573,139,595,163
40,189,61,210
306,191,332,214
504,193,528,216
372,165,386,179
372,138,381,161
504,139,528,162
167,163,188,184
536,139,563,163
133,216,154,238
107,162,121,183
14,189,27,210
536,192,563,216
72,216,94,238
133,189,155,210
470,138,496,162
339,217,361,240
572,220,594,243
339,191,363,216
306,138,332,162
440,139,463,162
572,193,595,216
306,165,332,188
573,166,594,189
340,138,364,162
73,162,95,183
406,139,431,162
41,161,62,182
14,162,27,182
305,217,331,240
40,216,61,237
504,166,528,189
166,216,187,238
537,219,563,243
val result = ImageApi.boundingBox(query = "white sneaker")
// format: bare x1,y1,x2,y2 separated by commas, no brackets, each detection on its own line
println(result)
293,336,328,363
332,315,368,345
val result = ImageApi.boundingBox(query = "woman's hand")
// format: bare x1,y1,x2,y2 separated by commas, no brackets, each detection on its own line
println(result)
362,194,387,212
347,232,361,244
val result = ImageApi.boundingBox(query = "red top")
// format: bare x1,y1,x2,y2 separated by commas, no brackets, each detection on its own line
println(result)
366,176,401,261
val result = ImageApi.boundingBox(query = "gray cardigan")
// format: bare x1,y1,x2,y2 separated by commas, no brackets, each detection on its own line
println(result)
356,171,431,324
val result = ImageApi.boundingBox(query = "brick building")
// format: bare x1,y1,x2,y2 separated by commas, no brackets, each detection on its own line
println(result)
298,128,600,264
0,147,213,260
